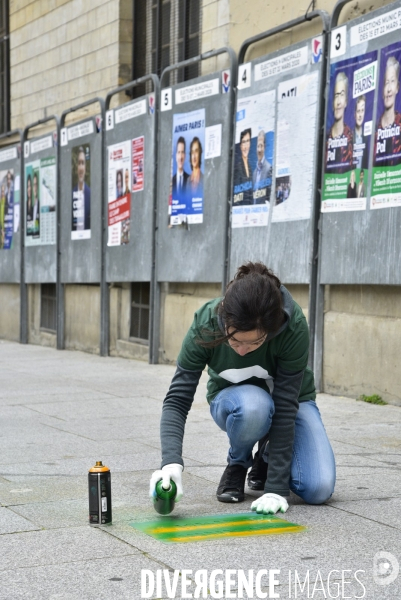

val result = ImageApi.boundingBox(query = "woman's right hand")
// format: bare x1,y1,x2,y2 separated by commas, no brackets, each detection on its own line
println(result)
149,463,184,501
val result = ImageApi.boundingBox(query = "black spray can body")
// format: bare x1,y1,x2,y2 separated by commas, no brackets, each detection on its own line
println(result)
88,461,112,525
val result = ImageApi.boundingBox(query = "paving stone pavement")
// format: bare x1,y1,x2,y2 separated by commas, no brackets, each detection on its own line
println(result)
0,339,400,599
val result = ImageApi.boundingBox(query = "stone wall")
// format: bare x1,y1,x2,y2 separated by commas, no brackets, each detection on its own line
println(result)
9,0,127,128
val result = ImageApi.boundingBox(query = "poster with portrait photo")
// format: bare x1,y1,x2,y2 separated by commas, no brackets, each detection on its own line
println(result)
232,90,275,228
169,108,205,226
371,41,401,209
71,144,91,240
273,72,319,222
39,157,56,245
107,140,131,246
25,158,56,246
25,162,40,240
132,136,144,193
0,168,16,250
322,51,377,212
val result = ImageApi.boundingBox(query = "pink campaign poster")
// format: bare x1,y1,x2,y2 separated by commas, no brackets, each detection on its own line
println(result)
132,136,144,193
107,140,131,246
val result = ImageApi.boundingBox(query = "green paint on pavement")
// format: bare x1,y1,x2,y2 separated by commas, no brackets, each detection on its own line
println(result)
130,512,306,543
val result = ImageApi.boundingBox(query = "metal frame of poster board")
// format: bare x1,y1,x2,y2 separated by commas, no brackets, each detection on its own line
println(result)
104,75,159,362
152,47,237,363
21,117,60,344
0,129,23,341
314,0,401,388
0,129,22,284
58,99,106,354
229,11,329,370
319,0,401,285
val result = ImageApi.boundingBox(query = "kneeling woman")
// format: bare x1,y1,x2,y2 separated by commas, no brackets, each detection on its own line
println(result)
150,262,336,514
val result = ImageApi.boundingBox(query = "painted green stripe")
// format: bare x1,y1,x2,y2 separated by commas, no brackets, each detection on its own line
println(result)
152,517,285,533
168,526,305,543
153,520,296,537
131,512,306,543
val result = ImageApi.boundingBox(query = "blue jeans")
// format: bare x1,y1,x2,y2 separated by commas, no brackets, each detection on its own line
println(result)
210,384,336,504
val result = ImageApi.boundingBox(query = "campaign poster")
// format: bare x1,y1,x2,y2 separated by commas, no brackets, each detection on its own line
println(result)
371,41,401,209
40,158,56,245
71,144,91,240
232,90,275,228
107,140,131,246
25,158,56,246
273,72,319,222
0,169,18,250
169,108,205,226
25,162,40,240
322,51,377,212
132,136,144,193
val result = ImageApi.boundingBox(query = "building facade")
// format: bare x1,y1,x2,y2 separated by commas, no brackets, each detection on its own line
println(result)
1,0,400,406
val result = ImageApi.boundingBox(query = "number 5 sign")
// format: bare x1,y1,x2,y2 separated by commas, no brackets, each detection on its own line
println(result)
330,25,347,58
237,63,251,90
161,88,172,111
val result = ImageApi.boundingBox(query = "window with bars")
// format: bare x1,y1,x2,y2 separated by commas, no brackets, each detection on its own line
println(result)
132,0,201,90
130,282,150,342
40,284,57,332
0,0,10,134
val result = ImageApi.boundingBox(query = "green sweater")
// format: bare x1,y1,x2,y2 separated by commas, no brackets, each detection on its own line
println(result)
160,286,316,497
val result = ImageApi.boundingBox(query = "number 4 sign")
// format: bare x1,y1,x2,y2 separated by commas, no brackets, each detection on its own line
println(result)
330,25,347,59
237,63,251,90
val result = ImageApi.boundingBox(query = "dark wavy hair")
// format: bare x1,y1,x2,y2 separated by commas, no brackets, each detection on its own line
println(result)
198,262,284,348
240,128,252,144
190,136,202,170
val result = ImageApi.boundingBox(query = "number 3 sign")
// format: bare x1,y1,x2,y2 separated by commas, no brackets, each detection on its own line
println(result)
330,25,347,58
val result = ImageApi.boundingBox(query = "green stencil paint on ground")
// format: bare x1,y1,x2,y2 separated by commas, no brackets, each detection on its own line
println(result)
131,512,306,543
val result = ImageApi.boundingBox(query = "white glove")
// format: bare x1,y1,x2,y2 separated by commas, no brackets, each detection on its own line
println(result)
251,493,289,515
149,463,183,502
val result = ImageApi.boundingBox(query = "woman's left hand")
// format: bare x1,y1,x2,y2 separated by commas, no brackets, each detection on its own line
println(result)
251,493,289,514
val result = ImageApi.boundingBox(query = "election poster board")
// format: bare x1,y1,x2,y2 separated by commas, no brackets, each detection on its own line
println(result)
229,34,325,286
23,130,58,284
156,57,234,284
104,87,157,284
59,115,103,284
0,143,21,283
319,1,401,285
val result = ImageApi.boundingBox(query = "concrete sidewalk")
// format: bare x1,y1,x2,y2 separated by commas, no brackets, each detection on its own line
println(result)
0,339,400,599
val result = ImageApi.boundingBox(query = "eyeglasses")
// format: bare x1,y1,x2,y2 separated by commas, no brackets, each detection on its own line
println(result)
334,90,346,99
226,333,267,349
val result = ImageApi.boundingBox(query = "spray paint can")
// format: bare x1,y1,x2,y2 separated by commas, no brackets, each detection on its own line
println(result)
88,461,112,525
153,478,177,515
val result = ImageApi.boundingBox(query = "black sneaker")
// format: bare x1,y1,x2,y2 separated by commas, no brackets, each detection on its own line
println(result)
247,435,269,490
216,464,248,503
